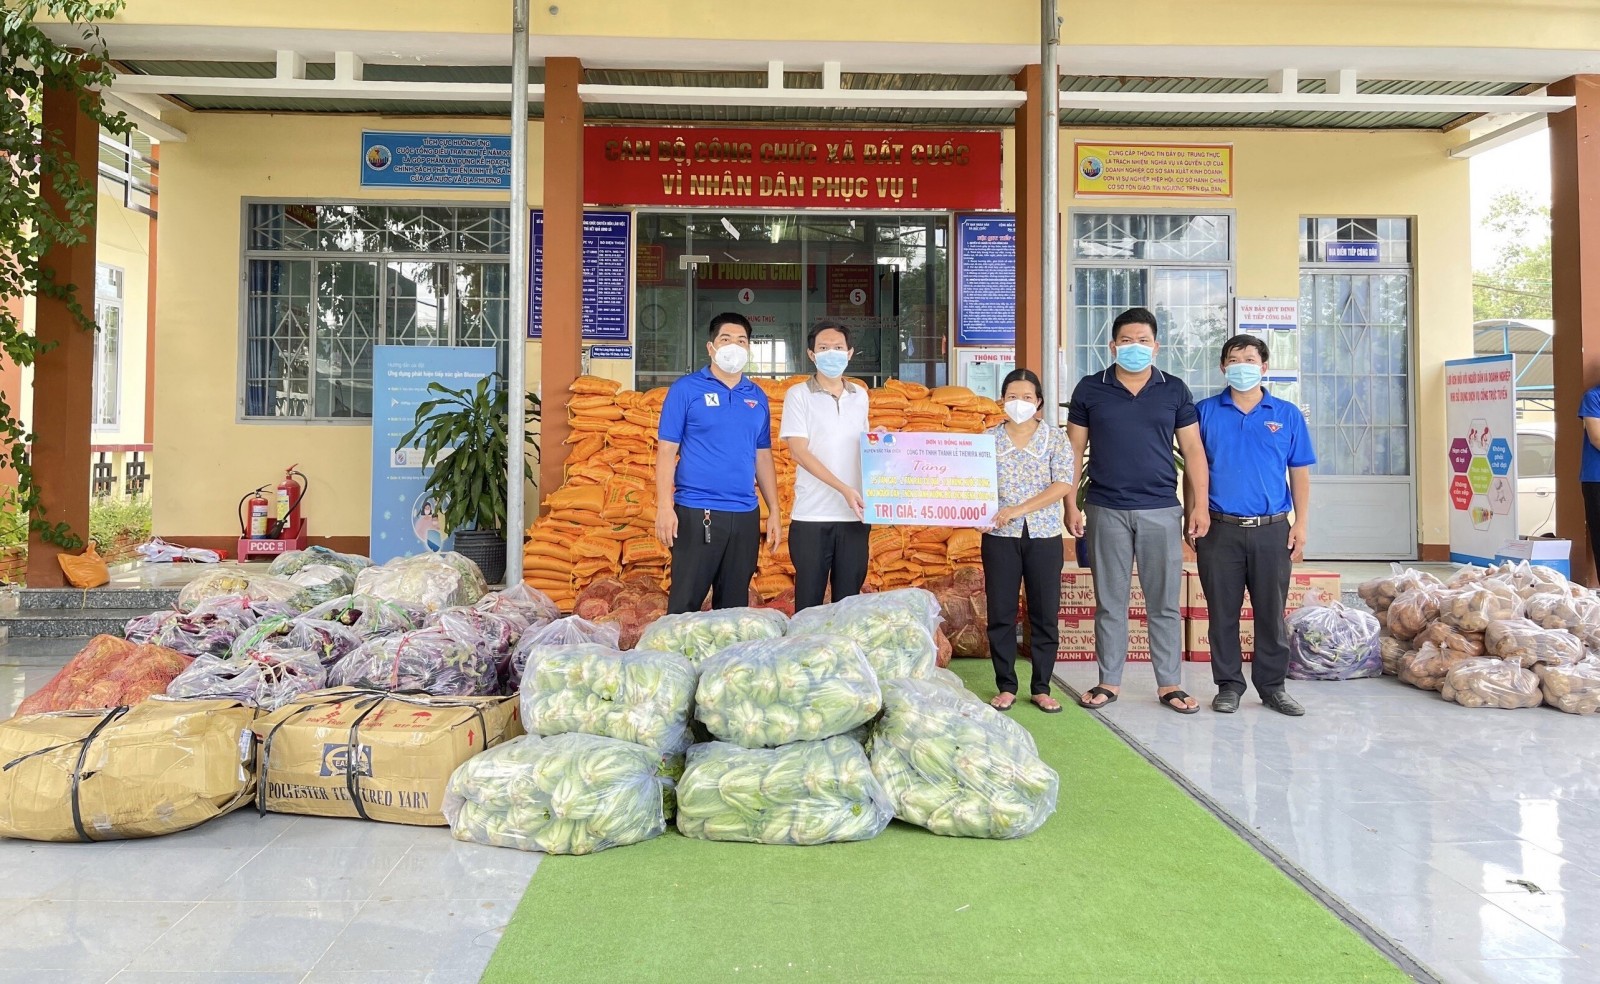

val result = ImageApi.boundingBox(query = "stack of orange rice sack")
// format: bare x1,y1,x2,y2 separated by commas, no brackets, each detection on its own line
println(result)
525,374,1009,616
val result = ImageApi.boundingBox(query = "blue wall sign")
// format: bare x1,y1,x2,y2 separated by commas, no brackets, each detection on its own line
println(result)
588,345,633,360
370,345,498,565
529,210,631,341
955,215,1017,347
361,131,512,190
1325,241,1382,263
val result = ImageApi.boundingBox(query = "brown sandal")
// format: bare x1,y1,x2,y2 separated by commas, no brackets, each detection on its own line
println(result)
990,692,1016,711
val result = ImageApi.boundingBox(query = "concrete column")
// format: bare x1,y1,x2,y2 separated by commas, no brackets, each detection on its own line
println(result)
538,56,584,506
1012,66,1045,377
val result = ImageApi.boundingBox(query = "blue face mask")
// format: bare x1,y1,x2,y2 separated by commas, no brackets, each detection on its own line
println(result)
1115,342,1154,373
1225,363,1263,392
814,349,850,379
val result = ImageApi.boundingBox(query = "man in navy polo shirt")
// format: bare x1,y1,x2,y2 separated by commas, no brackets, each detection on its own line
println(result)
655,312,782,614
1067,307,1211,714
1195,334,1316,716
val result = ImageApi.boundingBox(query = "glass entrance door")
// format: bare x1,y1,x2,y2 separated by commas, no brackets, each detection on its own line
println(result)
634,211,947,391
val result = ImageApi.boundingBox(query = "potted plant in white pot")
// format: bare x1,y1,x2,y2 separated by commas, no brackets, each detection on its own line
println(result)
396,374,539,585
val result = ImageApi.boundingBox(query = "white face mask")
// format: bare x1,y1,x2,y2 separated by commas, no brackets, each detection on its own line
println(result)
1004,399,1037,424
713,343,749,374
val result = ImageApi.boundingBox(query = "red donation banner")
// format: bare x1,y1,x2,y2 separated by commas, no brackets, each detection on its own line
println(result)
584,127,1003,210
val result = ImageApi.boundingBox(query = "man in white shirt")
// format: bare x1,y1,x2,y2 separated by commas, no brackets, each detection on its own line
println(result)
781,319,871,611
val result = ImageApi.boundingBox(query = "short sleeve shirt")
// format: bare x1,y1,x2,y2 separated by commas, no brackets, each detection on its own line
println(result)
1581,386,1600,483
780,377,870,523
1196,388,1316,516
989,422,1076,538
658,367,771,512
1066,368,1198,511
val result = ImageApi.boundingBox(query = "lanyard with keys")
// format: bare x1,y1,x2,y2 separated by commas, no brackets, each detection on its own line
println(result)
703,509,713,544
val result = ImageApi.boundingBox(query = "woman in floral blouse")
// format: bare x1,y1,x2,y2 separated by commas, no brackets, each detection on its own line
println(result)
984,368,1076,713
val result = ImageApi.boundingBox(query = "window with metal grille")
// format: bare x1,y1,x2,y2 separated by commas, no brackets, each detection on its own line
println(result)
242,203,512,421
93,264,124,430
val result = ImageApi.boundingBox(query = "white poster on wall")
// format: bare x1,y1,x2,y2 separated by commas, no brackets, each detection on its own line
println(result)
1234,297,1298,334
1444,354,1518,565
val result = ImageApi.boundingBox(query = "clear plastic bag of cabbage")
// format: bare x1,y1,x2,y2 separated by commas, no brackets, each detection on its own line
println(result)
285,564,358,611
507,615,623,692
301,593,425,638
519,643,696,753
230,615,363,666
443,733,670,855
695,635,881,748
636,607,788,665
329,626,499,696
925,666,986,704
675,736,892,846
869,678,1058,839
269,545,371,578
353,552,488,613
177,570,303,613
787,588,942,682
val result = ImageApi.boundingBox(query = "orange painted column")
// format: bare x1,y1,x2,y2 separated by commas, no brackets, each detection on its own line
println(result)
1550,76,1600,584
1012,66,1045,377
26,84,100,587
537,57,584,508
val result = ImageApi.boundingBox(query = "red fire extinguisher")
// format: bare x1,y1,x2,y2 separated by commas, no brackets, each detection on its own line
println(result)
247,492,270,540
270,465,307,539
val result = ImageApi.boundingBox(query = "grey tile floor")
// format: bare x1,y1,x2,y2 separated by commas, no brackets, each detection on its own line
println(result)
1052,658,1600,984
0,638,538,984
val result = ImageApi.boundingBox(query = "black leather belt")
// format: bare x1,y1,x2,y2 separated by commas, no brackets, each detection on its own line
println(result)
1210,511,1289,528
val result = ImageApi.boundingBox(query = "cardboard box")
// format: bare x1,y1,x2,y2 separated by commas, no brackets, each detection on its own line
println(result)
1184,617,1256,663
0,698,257,842
253,688,522,826
1182,568,1342,620
1495,538,1573,579
1058,613,1151,662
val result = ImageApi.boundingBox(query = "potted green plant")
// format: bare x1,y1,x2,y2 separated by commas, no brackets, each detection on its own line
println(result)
396,373,540,585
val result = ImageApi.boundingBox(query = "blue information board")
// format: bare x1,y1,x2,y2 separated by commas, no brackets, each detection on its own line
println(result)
529,210,631,340
361,131,512,190
956,215,1017,347
1325,241,1381,263
370,345,498,565
588,345,633,360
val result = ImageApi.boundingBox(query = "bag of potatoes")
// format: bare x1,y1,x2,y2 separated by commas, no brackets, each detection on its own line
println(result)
1439,657,1543,709
1379,637,1411,677
1386,588,1441,642
1397,641,1471,692
1537,660,1600,715
1484,618,1583,668
1438,583,1524,633
1413,621,1486,659
1357,567,1443,615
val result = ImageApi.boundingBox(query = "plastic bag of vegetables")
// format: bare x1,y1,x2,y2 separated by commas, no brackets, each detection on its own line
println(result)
869,678,1057,839
125,596,259,658
636,607,788,665
787,588,942,682
269,545,371,578
475,582,561,628
166,648,327,711
1525,593,1600,642
675,736,892,846
330,626,498,696
1484,618,1583,668
229,615,362,666
427,608,525,684
1440,656,1543,709
506,615,623,692
177,570,303,612
1286,597,1383,681
354,551,488,613
1397,641,1471,692
1357,566,1443,615
1386,588,1442,642
1536,660,1600,714
695,635,881,748
1438,582,1526,633
301,593,424,638
1379,637,1411,677
926,666,986,703
443,733,670,855
519,643,696,753
285,564,357,611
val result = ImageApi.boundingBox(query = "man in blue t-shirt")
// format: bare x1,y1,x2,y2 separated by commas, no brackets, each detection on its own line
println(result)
1194,334,1317,717
655,312,782,614
1580,384,1600,583
1067,307,1212,715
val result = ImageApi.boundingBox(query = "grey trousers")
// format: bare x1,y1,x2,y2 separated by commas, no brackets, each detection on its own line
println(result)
1086,504,1185,687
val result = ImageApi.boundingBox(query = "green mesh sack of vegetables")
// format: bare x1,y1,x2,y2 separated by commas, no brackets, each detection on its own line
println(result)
519,643,697,754
870,678,1058,839
443,733,671,855
635,607,788,665
675,736,892,846
269,546,371,578
695,635,882,748
787,588,942,682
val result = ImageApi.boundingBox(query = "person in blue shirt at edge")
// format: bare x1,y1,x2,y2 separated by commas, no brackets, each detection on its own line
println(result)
1067,307,1211,714
1194,334,1316,716
655,312,783,615
1580,383,1600,583
984,368,1076,714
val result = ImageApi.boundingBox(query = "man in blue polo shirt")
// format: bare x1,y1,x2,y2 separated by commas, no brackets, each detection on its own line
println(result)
655,312,782,614
1580,384,1600,583
1195,334,1316,716
1067,307,1211,714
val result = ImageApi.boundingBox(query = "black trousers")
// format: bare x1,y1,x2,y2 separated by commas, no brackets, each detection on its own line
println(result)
1585,483,1600,583
981,531,1064,696
667,505,760,615
1196,519,1292,695
789,520,869,611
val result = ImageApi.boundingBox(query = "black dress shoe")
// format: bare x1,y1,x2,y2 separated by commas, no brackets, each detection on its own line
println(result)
1261,690,1305,717
1211,691,1241,713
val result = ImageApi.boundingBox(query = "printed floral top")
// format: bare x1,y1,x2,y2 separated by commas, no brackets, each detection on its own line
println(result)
988,421,1075,538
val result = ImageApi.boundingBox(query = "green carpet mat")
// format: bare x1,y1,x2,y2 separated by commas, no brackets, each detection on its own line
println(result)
482,660,1407,984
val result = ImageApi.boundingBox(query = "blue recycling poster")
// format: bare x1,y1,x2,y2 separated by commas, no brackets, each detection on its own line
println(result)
360,131,512,190
370,345,498,565
529,210,631,340
956,215,1017,347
